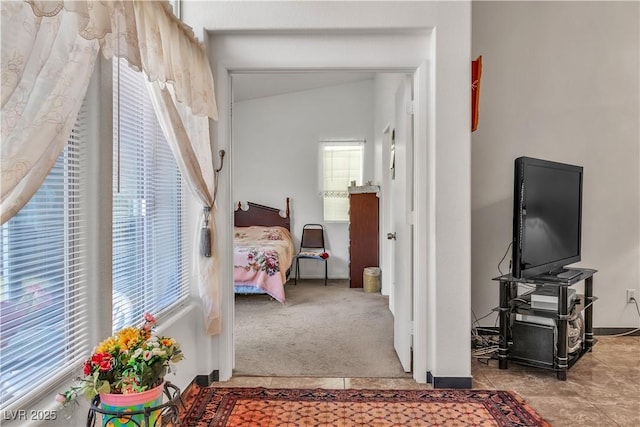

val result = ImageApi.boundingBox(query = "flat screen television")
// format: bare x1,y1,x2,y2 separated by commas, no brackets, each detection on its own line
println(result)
512,156,583,279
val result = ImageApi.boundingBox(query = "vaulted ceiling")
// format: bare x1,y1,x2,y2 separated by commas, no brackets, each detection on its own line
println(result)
232,71,375,102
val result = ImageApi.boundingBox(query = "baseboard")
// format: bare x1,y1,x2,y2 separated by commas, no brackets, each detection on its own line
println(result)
475,327,499,334
477,327,639,337
593,327,640,336
195,369,219,387
427,371,473,389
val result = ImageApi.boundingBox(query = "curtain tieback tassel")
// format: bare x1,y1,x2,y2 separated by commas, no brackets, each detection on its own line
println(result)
200,206,211,257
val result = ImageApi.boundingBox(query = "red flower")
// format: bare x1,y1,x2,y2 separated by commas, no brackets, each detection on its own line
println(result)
82,360,92,376
99,360,111,372
320,252,329,259
90,353,113,372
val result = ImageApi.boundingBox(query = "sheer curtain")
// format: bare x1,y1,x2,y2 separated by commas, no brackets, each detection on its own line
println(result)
2,0,220,334
147,81,221,334
1,2,99,223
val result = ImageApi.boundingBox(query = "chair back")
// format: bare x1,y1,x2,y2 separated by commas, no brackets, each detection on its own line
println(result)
300,224,325,250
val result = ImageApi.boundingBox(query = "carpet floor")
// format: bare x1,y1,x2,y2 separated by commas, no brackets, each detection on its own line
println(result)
234,279,409,378
180,385,551,427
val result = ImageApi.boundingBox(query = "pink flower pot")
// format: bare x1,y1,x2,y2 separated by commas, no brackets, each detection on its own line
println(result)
99,381,164,427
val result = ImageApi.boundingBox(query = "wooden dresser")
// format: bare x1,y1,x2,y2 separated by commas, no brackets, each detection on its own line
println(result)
348,186,380,288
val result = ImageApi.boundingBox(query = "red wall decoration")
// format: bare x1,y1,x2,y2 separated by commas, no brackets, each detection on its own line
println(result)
472,56,482,132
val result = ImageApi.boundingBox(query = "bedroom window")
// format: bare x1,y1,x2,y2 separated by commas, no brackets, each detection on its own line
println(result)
0,107,88,411
112,58,188,330
320,140,364,222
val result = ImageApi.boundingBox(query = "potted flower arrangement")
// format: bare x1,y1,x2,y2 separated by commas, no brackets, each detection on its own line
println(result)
57,313,183,424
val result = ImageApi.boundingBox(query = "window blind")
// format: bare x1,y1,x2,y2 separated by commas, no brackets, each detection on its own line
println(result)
112,58,188,331
320,141,364,221
0,108,88,411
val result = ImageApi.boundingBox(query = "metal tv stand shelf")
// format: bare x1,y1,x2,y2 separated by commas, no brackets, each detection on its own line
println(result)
492,268,597,380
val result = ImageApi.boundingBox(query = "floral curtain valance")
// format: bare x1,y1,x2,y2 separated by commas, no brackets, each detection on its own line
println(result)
3,0,218,221
1,1,101,223
26,0,218,119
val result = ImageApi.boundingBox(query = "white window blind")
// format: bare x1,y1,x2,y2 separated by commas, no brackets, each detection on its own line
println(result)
0,109,88,410
112,58,188,331
320,140,364,221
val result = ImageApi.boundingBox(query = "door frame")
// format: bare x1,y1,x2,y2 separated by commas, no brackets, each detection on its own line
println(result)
210,30,433,384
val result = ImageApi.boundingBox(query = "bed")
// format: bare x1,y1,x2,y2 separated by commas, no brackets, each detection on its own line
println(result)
233,198,294,302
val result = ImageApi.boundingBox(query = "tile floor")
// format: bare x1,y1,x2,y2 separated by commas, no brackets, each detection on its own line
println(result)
472,335,639,427
210,335,639,427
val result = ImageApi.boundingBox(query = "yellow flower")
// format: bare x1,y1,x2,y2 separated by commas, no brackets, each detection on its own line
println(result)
96,337,117,354
160,338,173,347
117,327,141,351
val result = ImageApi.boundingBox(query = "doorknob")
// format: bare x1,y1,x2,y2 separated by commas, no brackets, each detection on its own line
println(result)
387,232,396,240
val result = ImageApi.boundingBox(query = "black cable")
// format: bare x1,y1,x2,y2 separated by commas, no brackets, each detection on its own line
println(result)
497,241,513,276
473,309,496,324
472,310,499,349
610,297,640,337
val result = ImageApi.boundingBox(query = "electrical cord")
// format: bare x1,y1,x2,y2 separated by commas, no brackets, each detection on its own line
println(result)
608,296,640,337
497,241,513,276
471,309,498,347
473,309,496,324
471,309,500,361
474,241,515,361
472,345,499,357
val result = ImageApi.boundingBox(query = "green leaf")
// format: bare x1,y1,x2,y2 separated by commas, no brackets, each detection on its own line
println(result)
97,381,111,394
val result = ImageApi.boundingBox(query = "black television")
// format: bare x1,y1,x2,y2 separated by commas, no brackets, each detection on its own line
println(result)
512,156,583,279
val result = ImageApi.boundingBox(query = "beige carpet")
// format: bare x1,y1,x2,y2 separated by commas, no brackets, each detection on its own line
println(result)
234,279,410,378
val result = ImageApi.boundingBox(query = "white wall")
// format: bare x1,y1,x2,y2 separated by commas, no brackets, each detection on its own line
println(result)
232,79,375,279
183,0,472,384
471,1,640,328
5,1,470,421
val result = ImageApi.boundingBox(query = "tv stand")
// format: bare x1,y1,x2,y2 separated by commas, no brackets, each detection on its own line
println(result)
554,268,582,280
492,268,597,380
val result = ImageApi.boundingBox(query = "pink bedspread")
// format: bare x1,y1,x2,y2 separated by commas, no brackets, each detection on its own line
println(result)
233,226,294,302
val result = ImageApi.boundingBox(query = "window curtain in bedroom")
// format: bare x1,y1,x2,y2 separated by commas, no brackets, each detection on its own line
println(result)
2,0,221,334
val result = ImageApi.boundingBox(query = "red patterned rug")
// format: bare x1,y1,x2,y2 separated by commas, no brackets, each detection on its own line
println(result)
180,385,550,426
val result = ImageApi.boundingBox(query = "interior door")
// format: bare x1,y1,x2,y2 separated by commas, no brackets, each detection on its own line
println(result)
391,75,414,372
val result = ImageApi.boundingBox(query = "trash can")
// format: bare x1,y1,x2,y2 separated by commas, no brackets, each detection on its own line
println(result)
363,267,381,293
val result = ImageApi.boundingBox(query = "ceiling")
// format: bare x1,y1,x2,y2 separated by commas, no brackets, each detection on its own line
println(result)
231,71,375,102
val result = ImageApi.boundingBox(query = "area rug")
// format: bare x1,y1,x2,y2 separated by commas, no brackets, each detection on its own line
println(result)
180,386,550,426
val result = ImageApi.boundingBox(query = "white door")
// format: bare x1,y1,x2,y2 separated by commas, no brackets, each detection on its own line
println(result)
391,75,414,372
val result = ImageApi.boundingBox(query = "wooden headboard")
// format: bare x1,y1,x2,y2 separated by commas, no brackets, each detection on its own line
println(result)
234,197,291,230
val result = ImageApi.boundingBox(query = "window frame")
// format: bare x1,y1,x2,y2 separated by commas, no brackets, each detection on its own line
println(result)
111,57,190,331
0,104,90,413
318,139,365,222
0,57,194,414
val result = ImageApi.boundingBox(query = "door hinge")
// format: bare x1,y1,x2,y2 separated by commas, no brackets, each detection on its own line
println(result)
406,100,415,115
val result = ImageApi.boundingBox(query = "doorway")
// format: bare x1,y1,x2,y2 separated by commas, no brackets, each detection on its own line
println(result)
209,29,435,384
230,70,413,378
